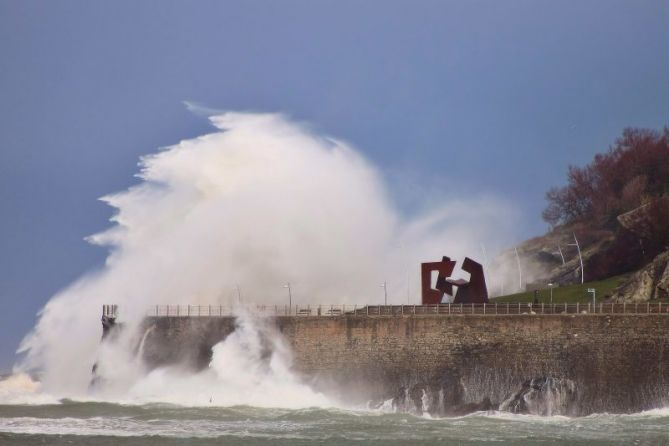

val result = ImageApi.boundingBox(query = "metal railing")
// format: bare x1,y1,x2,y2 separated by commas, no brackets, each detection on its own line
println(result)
102,304,119,318
146,302,669,318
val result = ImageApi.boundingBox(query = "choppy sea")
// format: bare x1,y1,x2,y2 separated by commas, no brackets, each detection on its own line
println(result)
1,401,669,445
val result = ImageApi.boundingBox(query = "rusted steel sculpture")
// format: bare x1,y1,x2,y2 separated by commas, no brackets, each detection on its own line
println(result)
421,256,456,304
421,256,488,304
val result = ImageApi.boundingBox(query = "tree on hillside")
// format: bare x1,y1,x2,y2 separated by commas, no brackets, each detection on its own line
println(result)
543,126,669,229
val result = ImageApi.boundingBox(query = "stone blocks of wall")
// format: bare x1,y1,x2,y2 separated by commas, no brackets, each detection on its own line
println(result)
140,314,669,415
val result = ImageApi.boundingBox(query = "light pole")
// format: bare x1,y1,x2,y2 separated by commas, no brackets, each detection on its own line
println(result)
514,247,523,291
557,243,566,265
380,281,387,305
283,283,292,309
481,243,492,293
548,282,555,304
407,271,411,304
569,233,584,284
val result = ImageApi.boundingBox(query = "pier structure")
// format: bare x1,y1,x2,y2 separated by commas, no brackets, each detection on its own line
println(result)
98,301,669,416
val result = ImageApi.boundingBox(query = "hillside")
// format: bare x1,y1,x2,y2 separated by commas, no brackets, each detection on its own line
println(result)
494,275,630,303
491,125,669,302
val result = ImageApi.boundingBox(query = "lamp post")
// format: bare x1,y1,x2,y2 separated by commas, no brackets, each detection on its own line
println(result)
557,243,566,265
569,233,584,284
380,281,387,305
481,243,492,294
407,271,411,304
588,288,596,307
283,283,292,309
548,282,555,304
514,247,523,291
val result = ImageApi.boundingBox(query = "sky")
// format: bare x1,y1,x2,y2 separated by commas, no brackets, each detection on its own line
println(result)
0,0,668,372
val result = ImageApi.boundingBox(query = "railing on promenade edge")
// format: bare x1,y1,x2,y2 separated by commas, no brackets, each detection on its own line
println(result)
146,302,669,318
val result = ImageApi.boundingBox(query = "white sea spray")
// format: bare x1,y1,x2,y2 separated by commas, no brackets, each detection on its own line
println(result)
11,111,518,405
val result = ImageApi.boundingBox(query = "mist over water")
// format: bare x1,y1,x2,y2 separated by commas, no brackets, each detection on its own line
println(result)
8,111,518,402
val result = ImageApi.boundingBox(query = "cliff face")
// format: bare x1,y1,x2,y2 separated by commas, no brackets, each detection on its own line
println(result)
613,250,669,302
496,214,664,295
492,223,622,291
138,314,669,416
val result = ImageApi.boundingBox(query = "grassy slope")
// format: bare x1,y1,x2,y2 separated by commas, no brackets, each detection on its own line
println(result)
492,275,630,304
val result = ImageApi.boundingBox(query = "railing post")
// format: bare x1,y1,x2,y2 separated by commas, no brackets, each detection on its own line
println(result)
647,302,650,314
577,303,579,314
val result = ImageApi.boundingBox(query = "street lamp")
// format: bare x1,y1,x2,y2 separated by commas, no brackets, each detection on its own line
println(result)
588,287,596,308
283,283,292,309
557,244,566,265
380,281,387,305
481,243,493,295
568,233,584,284
514,247,523,291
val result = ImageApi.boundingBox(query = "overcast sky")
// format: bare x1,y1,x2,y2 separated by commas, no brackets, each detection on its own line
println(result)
1,0,668,372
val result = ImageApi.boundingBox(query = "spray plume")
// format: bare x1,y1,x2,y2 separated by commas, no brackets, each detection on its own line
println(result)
13,111,519,401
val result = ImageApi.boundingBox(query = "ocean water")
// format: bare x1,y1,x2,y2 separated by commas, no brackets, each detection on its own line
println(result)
1,402,669,445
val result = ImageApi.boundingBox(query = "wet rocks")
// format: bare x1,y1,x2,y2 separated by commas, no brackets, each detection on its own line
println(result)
499,377,578,416
389,383,494,417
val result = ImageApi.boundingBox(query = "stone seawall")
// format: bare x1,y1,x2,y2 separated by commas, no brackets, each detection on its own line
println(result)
139,314,669,416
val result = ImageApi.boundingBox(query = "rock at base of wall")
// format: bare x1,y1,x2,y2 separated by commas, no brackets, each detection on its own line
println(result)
382,383,495,417
385,377,576,417
499,377,578,416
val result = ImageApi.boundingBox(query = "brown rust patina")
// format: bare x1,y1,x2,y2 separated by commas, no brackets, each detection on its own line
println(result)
421,256,488,304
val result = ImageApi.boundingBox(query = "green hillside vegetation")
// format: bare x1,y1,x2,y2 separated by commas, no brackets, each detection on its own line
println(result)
493,275,632,304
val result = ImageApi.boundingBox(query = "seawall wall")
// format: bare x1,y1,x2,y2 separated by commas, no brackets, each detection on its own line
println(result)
139,313,669,415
